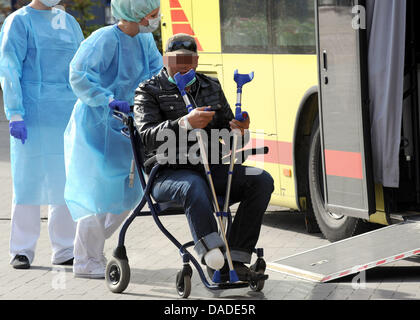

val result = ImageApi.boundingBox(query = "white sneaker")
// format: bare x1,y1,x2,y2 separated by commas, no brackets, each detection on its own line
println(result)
101,254,107,266
73,258,106,279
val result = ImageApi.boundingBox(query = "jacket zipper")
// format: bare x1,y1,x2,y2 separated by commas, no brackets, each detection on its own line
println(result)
159,94,179,99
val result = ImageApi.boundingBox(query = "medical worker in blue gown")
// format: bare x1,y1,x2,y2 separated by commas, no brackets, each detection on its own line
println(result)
64,0,163,278
0,0,84,269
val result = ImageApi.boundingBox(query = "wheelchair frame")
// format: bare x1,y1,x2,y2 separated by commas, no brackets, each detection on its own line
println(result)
105,112,267,298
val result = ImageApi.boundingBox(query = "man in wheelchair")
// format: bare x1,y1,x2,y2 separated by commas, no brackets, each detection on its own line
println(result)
133,33,274,282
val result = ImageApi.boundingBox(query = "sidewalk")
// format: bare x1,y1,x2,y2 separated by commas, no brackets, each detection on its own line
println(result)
1,210,419,300
0,211,332,300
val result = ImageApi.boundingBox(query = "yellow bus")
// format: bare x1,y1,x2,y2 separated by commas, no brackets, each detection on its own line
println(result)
160,0,416,242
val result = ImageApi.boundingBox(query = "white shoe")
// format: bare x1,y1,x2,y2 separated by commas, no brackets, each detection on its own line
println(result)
101,254,107,266
73,258,106,279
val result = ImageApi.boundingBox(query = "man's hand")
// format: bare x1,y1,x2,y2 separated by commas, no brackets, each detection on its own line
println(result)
230,117,250,136
186,106,215,129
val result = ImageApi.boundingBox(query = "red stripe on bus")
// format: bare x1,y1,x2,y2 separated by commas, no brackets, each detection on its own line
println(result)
414,250,420,254
376,260,386,265
169,0,181,8
244,139,293,165
171,10,188,22
324,150,363,180
172,24,195,36
339,270,350,277
277,142,293,166
394,255,405,260
194,37,203,51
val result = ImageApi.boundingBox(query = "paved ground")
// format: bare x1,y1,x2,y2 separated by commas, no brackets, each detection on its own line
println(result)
1,111,420,301
1,210,420,301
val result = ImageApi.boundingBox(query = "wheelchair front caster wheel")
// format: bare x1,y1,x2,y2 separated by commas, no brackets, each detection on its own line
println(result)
106,258,131,294
249,277,265,292
176,265,193,298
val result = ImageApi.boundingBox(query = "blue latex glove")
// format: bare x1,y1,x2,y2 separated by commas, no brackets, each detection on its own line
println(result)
9,121,27,144
109,100,131,114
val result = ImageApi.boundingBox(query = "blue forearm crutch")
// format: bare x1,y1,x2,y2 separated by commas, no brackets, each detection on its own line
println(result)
221,69,254,237
174,70,239,283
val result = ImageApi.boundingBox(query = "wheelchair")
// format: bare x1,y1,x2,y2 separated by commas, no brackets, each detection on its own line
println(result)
105,111,269,298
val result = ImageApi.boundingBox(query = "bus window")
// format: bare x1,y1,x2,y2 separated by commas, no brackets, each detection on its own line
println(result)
272,0,316,54
220,0,269,54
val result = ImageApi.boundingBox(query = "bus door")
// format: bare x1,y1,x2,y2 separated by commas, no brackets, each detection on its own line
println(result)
316,0,375,219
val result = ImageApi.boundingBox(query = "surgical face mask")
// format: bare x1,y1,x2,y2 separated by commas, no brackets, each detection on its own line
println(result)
168,75,196,87
40,0,61,7
139,13,161,33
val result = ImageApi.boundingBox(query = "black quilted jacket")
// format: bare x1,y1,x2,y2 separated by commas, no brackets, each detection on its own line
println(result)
134,68,243,173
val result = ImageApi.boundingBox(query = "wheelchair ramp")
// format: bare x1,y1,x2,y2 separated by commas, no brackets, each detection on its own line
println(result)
267,220,420,282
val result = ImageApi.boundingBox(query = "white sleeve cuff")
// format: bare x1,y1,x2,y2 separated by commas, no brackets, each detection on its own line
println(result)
10,114,23,122
179,115,193,130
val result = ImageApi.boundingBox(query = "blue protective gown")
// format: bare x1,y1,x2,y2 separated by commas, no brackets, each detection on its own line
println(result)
64,25,163,221
0,6,84,205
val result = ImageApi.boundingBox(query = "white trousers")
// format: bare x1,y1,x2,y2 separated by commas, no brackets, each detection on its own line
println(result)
10,204,76,264
73,211,129,275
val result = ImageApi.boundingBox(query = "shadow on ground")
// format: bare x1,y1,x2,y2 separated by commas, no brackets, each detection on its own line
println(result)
262,210,324,239
126,267,275,300
333,265,420,285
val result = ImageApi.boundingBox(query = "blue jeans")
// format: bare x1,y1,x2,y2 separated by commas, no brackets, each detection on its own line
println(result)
151,165,274,264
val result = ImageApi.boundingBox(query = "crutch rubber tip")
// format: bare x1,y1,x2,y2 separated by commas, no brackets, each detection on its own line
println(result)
212,270,222,283
229,270,239,283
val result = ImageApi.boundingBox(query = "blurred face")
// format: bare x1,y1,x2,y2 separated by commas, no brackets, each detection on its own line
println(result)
163,54,199,78
139,7,160,26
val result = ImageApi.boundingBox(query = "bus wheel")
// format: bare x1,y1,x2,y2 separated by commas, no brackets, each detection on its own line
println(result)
308,121,371,242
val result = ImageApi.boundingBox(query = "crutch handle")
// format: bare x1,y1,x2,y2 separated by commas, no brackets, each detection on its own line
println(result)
235,146,269,164
112,106,134,124
235,110,249,122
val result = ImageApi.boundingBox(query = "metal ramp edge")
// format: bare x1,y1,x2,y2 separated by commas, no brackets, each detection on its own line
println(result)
267,221,420,283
